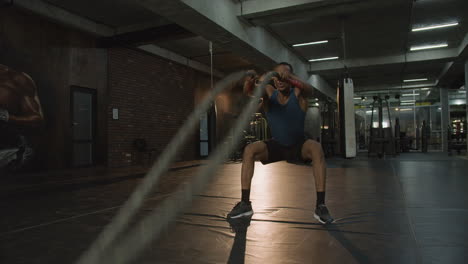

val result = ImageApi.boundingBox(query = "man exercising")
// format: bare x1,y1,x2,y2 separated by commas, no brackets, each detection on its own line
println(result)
228,62,333,224
0,64,44,170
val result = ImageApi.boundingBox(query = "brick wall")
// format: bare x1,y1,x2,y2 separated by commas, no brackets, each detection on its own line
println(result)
108,47,204,167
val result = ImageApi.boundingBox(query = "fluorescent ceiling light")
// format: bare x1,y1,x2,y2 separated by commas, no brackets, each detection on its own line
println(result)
412,22,459,32
293,40,328,47
402,93,420,96
400,108,413,111
354,97,361,100
309,56,339,62
410,43,448,51
403,78,428,82
420,88,430,90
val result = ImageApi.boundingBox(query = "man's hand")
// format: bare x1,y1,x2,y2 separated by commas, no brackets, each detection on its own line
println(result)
243,70,259,95
0,108,9,122
278,70,291,81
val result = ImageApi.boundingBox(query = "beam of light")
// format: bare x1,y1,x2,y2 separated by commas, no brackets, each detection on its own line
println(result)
94,73,277,264
75,71,245,264
293,40,328,47
410,43,448,51
412,22,459,32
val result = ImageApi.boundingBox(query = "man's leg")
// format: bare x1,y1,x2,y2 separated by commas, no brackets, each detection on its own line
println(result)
301,139,333,224
228,141,269,219
241,141,269,190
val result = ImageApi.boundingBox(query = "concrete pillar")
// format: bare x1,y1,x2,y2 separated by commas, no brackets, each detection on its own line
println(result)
304,104,322,142
465,59,468,155
440,88,450,152
339,78,356,158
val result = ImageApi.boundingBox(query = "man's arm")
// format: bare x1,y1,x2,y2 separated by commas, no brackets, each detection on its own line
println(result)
8,93,44,127
243,71,278,113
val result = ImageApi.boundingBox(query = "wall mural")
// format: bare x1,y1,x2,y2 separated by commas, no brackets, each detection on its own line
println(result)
0,64,44,172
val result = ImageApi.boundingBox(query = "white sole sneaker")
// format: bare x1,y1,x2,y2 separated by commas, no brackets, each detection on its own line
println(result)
228,210,253,219
314,213,333,224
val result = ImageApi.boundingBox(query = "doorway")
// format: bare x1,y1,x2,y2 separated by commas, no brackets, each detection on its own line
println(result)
71,87,96,167
199,105,216,158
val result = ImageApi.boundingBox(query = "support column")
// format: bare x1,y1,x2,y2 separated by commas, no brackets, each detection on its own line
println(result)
339,78,356,158
465,59,468,155
440,88,450,152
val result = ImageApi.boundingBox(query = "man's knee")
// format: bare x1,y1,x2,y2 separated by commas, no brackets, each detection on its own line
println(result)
303,140,324,161
243,143,257,160
243,142,266,161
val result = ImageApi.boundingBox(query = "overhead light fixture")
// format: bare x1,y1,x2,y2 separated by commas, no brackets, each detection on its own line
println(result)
293,40,328,47
402,93,420,96
420,88,430,90
410,43,448,51
354,97,361,100
309,56,339,62
400,108,413,111
412,22,459,32
403,78,428,82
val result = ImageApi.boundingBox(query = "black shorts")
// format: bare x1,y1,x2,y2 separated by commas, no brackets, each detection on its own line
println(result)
261,139,308,165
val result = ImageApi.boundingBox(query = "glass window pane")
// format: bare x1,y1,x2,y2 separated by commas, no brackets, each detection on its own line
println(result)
200,113,208,141
200,142,208,156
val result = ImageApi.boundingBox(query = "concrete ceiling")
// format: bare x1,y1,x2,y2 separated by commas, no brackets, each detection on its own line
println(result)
14,0,468,95
246,0,468,92
43,0,167,29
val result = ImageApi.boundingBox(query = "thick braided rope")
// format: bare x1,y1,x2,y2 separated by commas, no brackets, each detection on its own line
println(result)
97,72,274,264
76,71,244,264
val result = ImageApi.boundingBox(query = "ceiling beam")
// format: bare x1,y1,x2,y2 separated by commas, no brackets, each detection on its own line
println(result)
115,17,173,34
139,44,224,78
99,24,197,47
354,82,437,92
309,48,459,73
240,0,407,26
436,31,468,88
240,0,346,18
134,0,337,98
11,0,114,36
135,0,301,72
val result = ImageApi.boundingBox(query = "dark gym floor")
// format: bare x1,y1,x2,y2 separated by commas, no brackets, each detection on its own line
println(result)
1,153,467,263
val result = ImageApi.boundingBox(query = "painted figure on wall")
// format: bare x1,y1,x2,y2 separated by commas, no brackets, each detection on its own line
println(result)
0,64,44,172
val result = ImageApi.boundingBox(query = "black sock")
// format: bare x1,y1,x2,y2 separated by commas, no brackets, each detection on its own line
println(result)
316,192,325,207
241,189,251,203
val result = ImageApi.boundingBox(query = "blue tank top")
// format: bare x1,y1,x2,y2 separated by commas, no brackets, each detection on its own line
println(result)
266,90,306,146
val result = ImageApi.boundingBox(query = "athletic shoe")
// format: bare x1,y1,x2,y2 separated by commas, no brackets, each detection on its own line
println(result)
314,204,334,224
227,215,252,234
227,201,253,219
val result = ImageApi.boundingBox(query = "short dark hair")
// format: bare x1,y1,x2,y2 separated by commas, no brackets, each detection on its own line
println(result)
275,62,293,73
